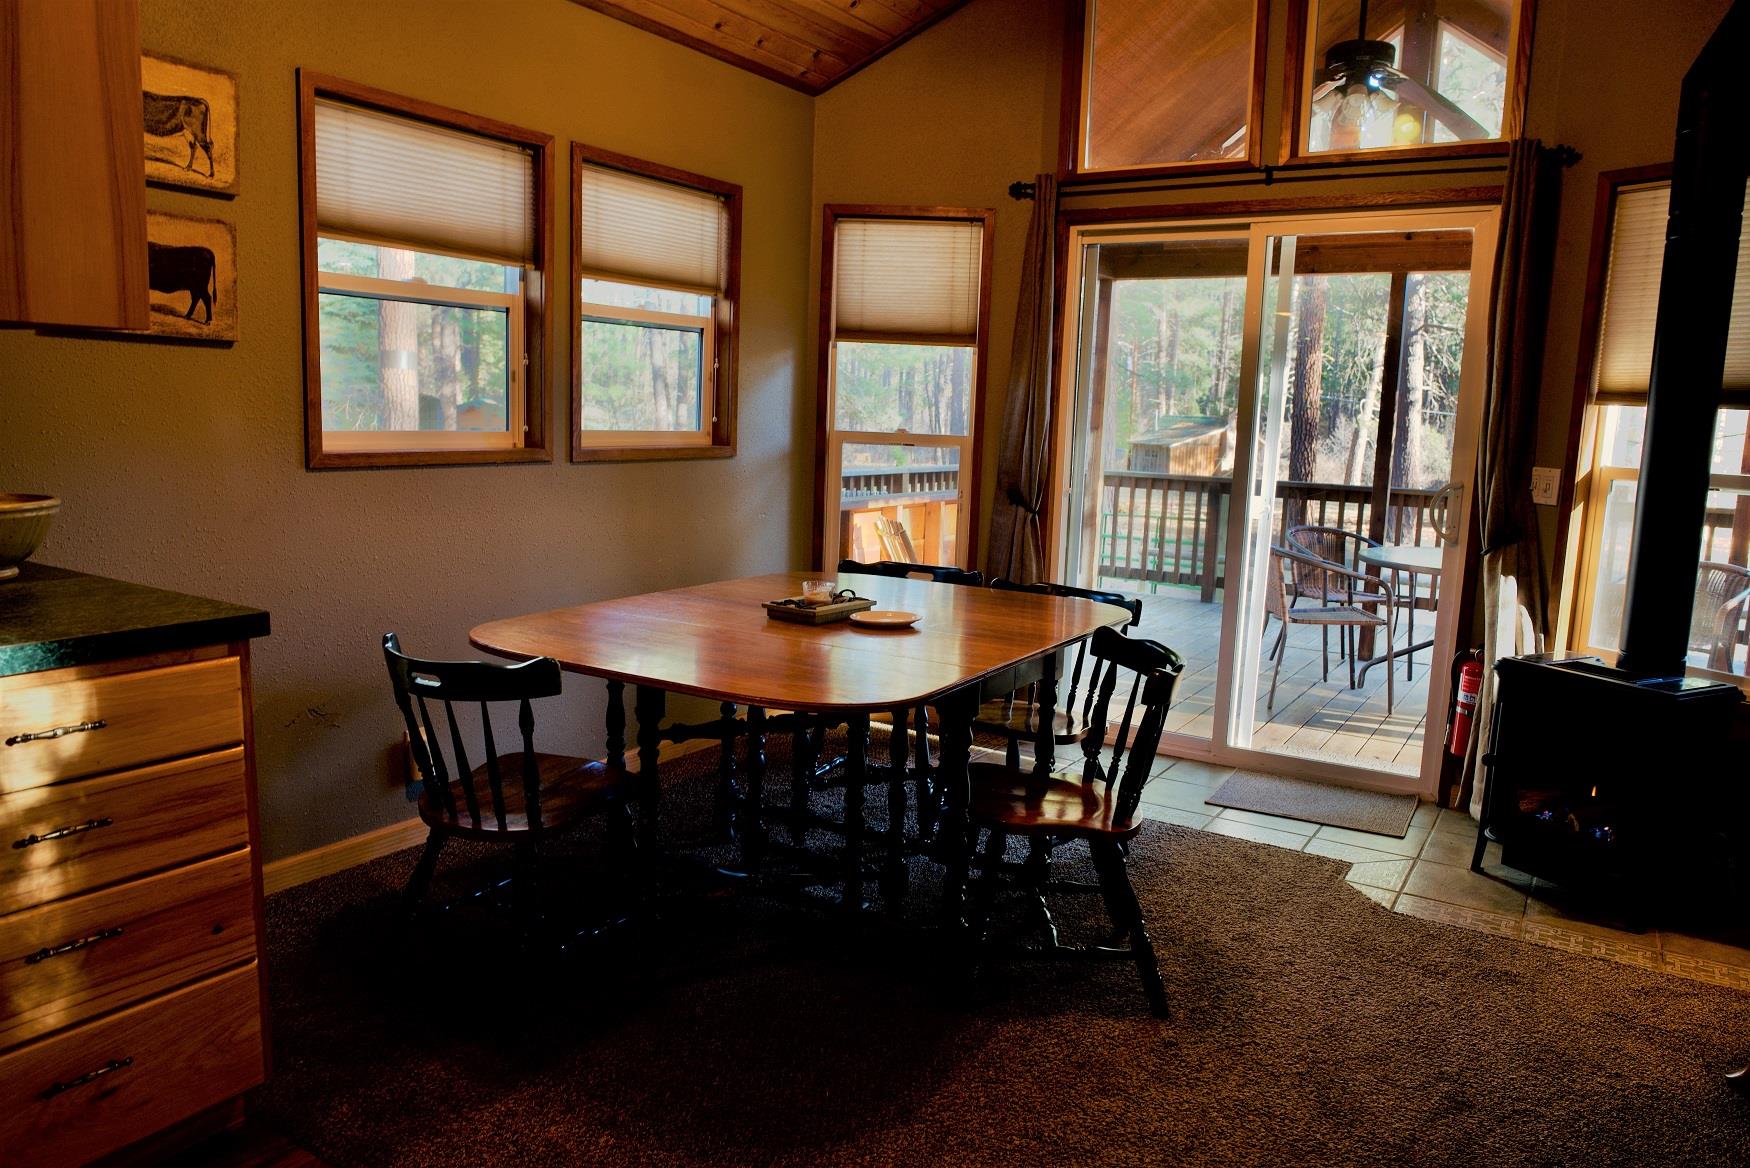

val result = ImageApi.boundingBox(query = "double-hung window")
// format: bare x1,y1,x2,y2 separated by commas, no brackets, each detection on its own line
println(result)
1567,169,1750,683
816,207,994,569
573,146,741,460
298,73,553,468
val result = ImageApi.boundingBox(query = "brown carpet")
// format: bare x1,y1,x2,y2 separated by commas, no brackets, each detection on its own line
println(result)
1206,770,1419,836
249,739,1750,1167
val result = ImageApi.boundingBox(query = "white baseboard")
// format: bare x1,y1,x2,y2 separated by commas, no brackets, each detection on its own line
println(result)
261,739,717,896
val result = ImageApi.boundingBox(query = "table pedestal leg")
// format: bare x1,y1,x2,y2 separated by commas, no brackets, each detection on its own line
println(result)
1033,651,1058,778
634,686,665,857
715,701,740,839
790,720,816,847
741,705,767,870
604,682,634,860
843,712,869,911
883,705,909,904
934,688,977,933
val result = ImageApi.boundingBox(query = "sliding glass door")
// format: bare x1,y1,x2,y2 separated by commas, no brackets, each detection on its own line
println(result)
1056,208,1498,793
1061,232,1250,747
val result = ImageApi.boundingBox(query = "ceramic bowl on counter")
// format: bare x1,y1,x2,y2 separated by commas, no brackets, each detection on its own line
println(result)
0,494,60,580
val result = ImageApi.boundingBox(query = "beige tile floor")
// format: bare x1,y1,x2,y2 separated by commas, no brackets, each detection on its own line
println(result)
1133,754,1750,991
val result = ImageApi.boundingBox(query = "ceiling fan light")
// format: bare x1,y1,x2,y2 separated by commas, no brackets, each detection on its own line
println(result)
1326,85,1399,152
1323,37,1398,85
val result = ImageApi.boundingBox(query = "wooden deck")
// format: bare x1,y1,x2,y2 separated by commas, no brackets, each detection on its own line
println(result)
1103,581,1432,777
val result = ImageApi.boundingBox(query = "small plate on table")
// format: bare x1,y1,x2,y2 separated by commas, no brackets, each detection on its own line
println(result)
849,610,920,630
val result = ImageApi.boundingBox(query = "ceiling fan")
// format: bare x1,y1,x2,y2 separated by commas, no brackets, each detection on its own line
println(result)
1313,0,1489,149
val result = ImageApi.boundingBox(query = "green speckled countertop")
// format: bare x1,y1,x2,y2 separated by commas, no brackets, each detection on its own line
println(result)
0,564,269,677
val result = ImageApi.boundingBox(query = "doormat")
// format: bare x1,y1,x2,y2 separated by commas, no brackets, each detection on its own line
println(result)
1205,771,1418,838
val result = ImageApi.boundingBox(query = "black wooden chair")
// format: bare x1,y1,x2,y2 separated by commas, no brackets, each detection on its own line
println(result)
837,558,985,587
835,557,985,842
383,633,635,936
975,579,1143,772
964,626,1185,1017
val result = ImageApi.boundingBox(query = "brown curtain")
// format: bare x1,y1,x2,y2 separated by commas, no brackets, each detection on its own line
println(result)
985,173,1057,584
1461,139,1565,815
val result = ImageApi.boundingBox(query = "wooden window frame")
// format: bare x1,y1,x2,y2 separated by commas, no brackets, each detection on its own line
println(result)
1059,0,1272,181
1554,164,1671,644
570,143,742,463
1555,162,1750,693
296,71,555,470
813,204,996,571
1278,0,1536,168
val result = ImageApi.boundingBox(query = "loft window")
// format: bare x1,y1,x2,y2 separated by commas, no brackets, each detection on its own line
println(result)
1294,0,1527,160
1072,0,1267,174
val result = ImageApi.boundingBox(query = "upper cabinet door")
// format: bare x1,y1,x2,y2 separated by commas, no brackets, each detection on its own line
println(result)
1071,0,1270,177
1285,0,1532,164
0,0,147,329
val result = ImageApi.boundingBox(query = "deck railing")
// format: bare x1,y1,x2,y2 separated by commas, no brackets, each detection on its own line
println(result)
839,465,959,506
836,465,1740,591
1097,471,1456,600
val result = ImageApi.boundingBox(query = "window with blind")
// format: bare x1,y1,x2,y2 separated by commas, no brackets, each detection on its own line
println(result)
1568,168,1750,683
816,207,994,570
297,73,553,468
572,145,741,460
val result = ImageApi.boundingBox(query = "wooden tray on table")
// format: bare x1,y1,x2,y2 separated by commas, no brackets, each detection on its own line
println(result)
763,595,876,624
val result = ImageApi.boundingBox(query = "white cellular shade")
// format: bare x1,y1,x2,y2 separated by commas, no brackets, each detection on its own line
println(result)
315,99,536,266
834,218,984,343
1595,179,1750,398
578,164,729,297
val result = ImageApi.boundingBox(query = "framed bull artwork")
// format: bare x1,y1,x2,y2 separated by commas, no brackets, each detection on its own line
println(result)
146,212,237,342
142,54,238,196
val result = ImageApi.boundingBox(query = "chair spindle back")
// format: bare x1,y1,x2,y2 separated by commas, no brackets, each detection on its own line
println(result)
838,558,985,587
1082,626,1185,822
382,633,563,832
990,578,1143,731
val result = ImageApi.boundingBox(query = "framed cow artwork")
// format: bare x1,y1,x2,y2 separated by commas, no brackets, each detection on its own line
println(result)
146,212,237,342
142,54,238,195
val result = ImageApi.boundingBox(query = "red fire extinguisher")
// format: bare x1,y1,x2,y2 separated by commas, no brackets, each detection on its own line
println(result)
1448,651,1484,757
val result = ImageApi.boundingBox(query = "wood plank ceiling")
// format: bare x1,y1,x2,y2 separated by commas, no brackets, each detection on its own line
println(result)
570,0,972,94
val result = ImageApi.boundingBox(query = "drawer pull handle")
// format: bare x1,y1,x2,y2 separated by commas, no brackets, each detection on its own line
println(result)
44,1057,133,1099
12,818,113,850
5,719,107,746
24,926,124,965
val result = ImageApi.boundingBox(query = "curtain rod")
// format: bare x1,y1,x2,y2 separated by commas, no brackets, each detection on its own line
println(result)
1009,144,1581,200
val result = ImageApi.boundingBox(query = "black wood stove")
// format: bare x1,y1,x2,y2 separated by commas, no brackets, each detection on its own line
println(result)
1474,654,1741,920
1472,1,1748,920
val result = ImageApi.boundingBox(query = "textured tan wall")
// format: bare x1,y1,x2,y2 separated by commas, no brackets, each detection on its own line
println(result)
0,0,815,859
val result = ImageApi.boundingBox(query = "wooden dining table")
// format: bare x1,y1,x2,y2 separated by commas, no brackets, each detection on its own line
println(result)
469,571,1130,920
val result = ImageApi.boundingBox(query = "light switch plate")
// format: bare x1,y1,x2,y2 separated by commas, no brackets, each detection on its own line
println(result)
1530,466,1560,506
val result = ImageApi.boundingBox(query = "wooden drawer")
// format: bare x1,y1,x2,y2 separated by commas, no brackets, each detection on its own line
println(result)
0,656,244,796
0,963,264,1168
0,748,247,916
0,850,256,1049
